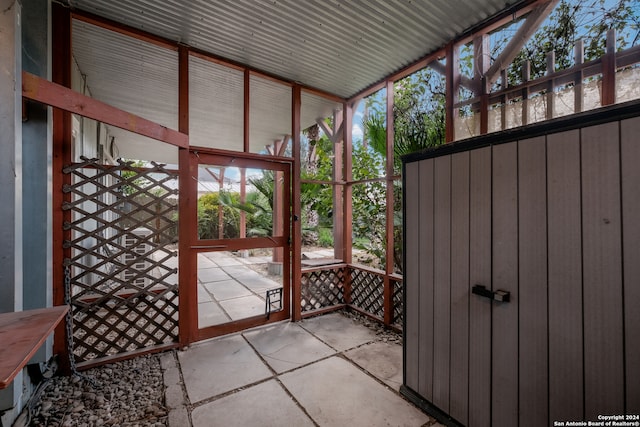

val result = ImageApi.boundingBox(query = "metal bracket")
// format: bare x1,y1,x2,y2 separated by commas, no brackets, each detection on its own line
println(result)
472,284,510,302
265,288,283,319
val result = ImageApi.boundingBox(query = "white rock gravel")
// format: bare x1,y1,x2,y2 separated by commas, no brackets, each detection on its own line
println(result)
29,354,167,427
342,308,403,345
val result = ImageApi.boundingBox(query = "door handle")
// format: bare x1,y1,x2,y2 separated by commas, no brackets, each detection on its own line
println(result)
472,284,510,302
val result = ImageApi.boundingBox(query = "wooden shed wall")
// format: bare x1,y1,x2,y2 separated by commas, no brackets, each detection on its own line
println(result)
402,102,640,426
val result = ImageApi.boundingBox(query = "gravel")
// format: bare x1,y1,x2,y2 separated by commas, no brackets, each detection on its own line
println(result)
25,309,398,427
341,308,403,345
28,355,167,427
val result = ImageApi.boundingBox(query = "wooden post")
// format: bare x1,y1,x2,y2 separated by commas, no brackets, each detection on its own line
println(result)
601,29,616,106
501,69,508,130
52,2,72,374
177,45,197,345
244,70,250,152
546,51,555,120
273,139,284,263
384,80,395,327
474,34,490,135
445,42,459,143
240,168,246,239
574,39,584,113
292,85,302,321
333,109,344,261
522,60,530,126
343,101,353,303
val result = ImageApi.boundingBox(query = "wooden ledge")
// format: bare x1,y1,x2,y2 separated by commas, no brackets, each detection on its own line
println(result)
0,306,69,389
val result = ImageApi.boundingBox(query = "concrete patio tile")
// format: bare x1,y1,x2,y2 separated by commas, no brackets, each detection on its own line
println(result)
279,356,431,427
191,380,314,427
238,255,271,265
203,279,252,301
178,334,272,404
243,322,335,373
197,301,229,328
197,284,212,303
219,295,265,320
197,267,231,283
344,341,403,391
221,265,261,277
235,275,280,293
301,312,377,351
202,252,243,267
197,253,217,269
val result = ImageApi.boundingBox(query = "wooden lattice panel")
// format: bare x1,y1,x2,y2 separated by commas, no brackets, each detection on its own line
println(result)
63,157,179,363
300,267,345,312
350,268,384,318
392,279,403,327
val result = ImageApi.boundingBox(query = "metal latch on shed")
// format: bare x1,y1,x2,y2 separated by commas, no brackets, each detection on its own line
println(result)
472,284,510,302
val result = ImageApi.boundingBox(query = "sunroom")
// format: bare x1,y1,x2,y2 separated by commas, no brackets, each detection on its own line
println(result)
2,0,639,425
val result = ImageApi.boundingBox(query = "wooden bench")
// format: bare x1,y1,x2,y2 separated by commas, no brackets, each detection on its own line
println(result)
0,306,68,389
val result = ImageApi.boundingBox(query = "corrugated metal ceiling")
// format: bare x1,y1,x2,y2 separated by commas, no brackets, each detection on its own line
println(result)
68,0,523,99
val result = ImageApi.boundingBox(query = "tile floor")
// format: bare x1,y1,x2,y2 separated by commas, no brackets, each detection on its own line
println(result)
160,312,441,427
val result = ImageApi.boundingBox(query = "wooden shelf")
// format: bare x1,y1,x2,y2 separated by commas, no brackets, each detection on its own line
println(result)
0,306,68,389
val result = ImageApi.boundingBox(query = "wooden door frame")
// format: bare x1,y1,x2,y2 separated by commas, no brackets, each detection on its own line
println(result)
184,148,293,342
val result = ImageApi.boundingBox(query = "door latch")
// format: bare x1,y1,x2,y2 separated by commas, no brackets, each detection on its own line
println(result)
472,284,510,302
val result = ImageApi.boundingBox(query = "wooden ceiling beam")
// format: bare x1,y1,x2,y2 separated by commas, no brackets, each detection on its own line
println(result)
484,0,559,86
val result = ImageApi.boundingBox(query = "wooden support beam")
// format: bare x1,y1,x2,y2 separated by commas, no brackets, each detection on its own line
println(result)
574,39,584,113
23,72,188,148
178,45,189,135
546,51,555,120
384,80,395,326
429,60,474,93
343,102,353,266
485,0,559,86
475,35,490,134
333,108,345,261
277,135,290,157
244,70,250,153
445,42,459,142
292,85,303,321
218,169,225,240
52,1,72,375
273,168,285,263
240,168,247,239
178,150,196,345
601,29,617,106
522,60,531,125
316,117,344,144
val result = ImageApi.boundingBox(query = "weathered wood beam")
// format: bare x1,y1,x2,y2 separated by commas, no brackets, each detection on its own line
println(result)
292,85,302,321
22,71,188,148
316,117,344,144
429,60,474,92
277,135,290,156
485,0,559,86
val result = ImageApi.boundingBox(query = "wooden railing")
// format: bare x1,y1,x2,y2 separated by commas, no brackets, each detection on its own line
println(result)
299,263,403,331
454,29,640,138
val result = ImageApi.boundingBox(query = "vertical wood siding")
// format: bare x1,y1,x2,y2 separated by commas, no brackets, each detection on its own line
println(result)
547,129,584,422
621,117,640,414
433,156,452,411
449,151,470,425
491,142,519,427
403,112,640,426
581,122,624,418
468,147,492,427
517,136,548,427
418,159,435,401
